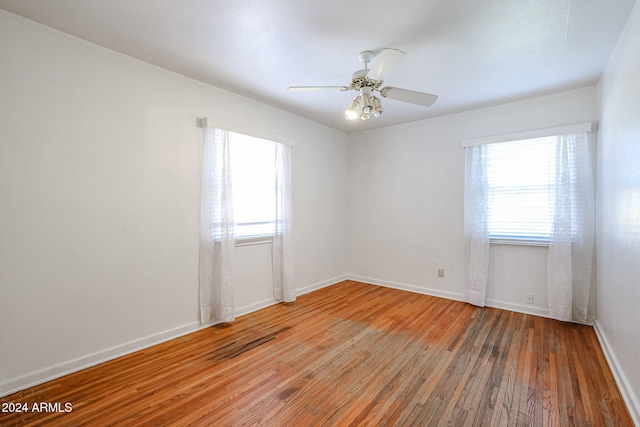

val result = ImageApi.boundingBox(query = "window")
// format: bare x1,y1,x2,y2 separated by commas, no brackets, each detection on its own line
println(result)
485,135,579,244
198,121,296,317
463,126,594,318
228,131,277,240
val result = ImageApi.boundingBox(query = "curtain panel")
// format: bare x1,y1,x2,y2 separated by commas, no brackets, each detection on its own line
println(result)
547,132,594,323
273,143,296,303
463,144,491,307
198,127,235,325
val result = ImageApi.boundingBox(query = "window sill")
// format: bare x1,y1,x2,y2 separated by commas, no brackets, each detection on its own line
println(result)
235,236,273,247
490,239,549,247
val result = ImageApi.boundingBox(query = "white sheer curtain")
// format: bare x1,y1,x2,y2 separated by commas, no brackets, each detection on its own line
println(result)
272,143,296,302
199,126,235,325
463,144,490,307
547,132,594,323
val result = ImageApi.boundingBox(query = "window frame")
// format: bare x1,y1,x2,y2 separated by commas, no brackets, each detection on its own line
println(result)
228,132,278,243
485,136,557,246
196,118,295,246
462,122,592,247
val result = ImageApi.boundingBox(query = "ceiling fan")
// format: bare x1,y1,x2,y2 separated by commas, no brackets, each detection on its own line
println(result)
288,48,438,121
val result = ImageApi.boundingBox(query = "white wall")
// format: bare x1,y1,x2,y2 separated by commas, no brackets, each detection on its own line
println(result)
0,10,348,396
348,87,598,316
596,1,640,423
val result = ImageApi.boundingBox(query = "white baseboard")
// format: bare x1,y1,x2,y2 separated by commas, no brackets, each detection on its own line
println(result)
296,274,348,296
0,275,348,398
348,275,559,319
484,298,551,318
347,275,464,302
594,320,640,426
0,321,201,398
235,297,279,317
235,275,348,316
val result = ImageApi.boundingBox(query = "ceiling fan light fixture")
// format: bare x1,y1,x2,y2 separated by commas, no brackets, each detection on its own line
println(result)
361,93,373,114
345,96,360,120
372,96,383,117
345,92,380,121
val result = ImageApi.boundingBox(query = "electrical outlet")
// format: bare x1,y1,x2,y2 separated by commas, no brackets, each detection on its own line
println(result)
526,293,534,304
437,268,445,278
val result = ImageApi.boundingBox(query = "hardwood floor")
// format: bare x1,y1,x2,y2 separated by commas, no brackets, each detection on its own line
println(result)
1,280,633,426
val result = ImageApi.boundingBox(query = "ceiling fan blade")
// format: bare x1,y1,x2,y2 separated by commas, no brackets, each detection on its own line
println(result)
380,86,438,107
366,48,406,81
288,86,347,92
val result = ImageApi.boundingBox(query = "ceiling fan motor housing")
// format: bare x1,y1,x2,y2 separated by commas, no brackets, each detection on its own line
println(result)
349,69,383,90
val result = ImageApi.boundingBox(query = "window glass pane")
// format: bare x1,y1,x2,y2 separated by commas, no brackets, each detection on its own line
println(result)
486,136,555,242
229,132,276,238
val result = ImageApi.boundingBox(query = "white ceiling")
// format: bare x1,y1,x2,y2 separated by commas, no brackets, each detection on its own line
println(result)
0,0,635,133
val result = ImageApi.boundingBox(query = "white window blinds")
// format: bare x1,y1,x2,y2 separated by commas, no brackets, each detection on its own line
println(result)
486,136,555,243
485,135,583,244
229,133,277,239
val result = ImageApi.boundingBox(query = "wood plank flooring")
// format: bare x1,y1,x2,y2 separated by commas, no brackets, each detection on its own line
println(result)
1,280,633,426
